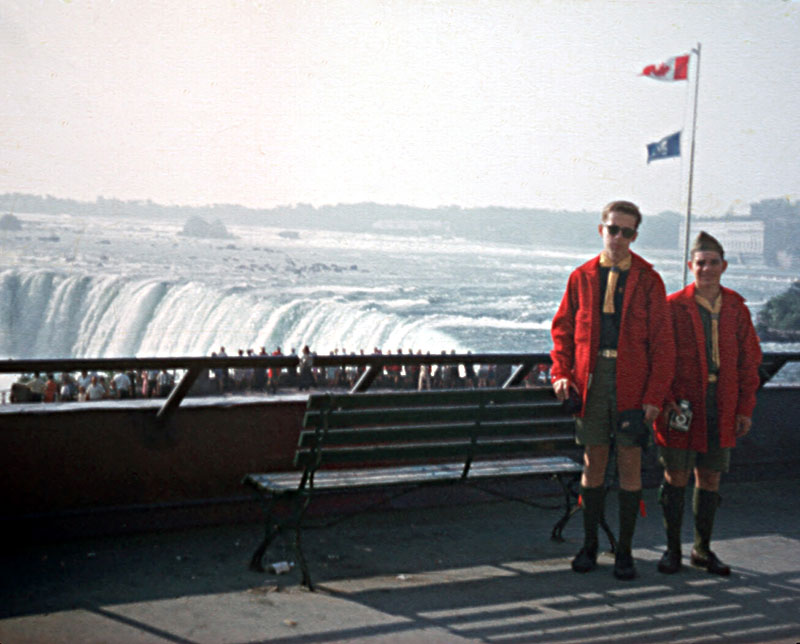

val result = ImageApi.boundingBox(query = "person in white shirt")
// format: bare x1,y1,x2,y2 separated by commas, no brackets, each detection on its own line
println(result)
112,371,132,399
86,376,106,401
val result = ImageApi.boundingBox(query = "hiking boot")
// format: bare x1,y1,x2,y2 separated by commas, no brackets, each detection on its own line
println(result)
613,550,637,580
657,549,682,574
571,544,598,573
691,549,730,576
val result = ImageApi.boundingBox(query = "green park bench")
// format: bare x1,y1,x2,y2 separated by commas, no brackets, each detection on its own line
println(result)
243,386,605,590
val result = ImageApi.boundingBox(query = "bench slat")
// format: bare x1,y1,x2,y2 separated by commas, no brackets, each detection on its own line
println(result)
245,455,582,493
305,387,556,411
297,418,574,447
304,402,565,429
294,436,576,468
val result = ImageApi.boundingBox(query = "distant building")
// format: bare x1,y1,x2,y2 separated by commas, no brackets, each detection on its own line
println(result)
680,218,764,263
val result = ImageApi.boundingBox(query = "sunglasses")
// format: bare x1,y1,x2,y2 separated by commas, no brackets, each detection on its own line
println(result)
604,224,636,239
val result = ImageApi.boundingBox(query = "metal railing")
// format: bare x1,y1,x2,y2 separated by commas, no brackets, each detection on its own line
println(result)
2,352,798,423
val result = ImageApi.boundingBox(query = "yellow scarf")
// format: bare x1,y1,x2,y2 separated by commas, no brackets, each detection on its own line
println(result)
695,292,722,369
599,253,632,314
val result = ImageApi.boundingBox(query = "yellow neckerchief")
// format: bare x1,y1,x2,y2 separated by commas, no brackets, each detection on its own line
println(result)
599,252,632,314
694,291,722,370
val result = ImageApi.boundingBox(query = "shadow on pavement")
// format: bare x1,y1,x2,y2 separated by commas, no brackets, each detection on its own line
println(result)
2,480,799,644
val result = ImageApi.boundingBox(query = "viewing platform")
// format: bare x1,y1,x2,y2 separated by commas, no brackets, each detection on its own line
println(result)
2,352,799,642
2,478,799,643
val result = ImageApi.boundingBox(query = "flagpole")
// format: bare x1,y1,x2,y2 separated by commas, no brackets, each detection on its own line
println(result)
682,42,701,287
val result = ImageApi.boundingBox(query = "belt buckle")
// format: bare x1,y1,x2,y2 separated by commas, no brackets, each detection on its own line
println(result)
600,349,618,359
708,373,718,383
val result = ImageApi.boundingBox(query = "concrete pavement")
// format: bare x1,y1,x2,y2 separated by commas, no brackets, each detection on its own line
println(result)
2,479,799,644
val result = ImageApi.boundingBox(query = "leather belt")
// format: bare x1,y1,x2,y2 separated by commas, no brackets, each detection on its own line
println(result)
708,373,718,383
599,349,618,359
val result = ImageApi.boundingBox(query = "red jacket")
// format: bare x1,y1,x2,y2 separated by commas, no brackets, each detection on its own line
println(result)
655,284,762,451
550,252,675,416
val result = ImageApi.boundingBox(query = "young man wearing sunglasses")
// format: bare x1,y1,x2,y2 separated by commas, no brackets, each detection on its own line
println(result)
550,200,675,580
654,232,761,576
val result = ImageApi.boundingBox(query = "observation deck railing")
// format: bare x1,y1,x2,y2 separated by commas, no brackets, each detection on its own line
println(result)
2,352,798,424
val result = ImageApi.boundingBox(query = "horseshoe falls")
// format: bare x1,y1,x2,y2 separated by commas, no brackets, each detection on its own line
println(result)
1,212,794,361
0,270,466,358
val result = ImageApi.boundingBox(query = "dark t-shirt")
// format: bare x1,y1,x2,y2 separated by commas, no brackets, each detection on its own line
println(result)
599,266,629,349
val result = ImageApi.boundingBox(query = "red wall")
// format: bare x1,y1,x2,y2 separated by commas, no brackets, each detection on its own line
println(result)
1,399,306,517
2,387,798,538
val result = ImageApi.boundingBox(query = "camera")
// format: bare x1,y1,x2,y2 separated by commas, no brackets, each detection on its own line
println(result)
668,399,692,432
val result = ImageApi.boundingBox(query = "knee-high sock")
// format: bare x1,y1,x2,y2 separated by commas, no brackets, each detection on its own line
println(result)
581,485,605,549
659,482,686,553
618,489,642,555
694,488,721,556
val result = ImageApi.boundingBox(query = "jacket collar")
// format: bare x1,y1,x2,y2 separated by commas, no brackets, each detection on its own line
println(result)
585,250,652,273
675,283,745,310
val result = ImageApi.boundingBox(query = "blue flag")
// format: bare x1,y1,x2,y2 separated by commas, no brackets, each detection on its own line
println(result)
647,131,681,163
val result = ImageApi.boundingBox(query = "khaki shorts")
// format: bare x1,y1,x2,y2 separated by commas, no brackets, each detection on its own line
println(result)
575,356,648,448
658,386,730,473
658,443,730,473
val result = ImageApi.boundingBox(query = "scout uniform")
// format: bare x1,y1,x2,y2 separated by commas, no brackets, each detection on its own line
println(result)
655,282,761,574
551,250,674,573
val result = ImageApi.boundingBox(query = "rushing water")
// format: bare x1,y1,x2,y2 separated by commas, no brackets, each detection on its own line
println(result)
1,212,797,369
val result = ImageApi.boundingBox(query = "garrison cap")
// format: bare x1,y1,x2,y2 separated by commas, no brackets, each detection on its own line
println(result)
691,231,725,259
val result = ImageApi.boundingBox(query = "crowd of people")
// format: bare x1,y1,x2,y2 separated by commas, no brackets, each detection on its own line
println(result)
208,345,552,394
9,369,176,403
7,348,551,404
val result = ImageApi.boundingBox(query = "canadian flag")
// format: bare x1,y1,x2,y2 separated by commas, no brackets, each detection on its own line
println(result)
641,54,689,81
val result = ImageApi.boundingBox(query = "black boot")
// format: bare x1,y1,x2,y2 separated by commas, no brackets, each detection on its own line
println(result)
657,482,685,574
614,489,641,580
691,488,730,576
571,486,604,573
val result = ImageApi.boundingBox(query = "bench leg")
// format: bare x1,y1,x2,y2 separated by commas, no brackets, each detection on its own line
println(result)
599,515,617,554
549,474,618,551
247,489,317,587
294,525,314,591
249,522,280,572
550,473,580,542
249,493,283,573
288,493,316,590
552,503,581,542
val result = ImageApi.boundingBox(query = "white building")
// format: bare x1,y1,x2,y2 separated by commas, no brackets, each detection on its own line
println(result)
680,218,764,262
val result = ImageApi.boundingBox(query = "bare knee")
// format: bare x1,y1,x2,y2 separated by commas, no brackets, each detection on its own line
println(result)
581,445,610,488
664,469,691,488
695,467,721,491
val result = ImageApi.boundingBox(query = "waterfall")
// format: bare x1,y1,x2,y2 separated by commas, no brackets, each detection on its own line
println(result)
0,269,459,359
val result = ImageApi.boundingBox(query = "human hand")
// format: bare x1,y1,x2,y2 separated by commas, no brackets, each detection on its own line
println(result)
662,401,679,422
643,404,660,424
552,378,574,402
735,415,752,437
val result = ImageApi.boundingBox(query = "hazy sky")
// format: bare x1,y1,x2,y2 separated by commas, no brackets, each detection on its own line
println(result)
2,0,799,216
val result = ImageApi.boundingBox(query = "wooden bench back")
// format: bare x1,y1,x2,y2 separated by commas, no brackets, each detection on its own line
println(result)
298,387,575,470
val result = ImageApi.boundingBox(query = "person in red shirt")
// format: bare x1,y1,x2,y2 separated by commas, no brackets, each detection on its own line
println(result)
551,200,674,580
268,346,282,394
43,373,59,403
655,232,762,576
